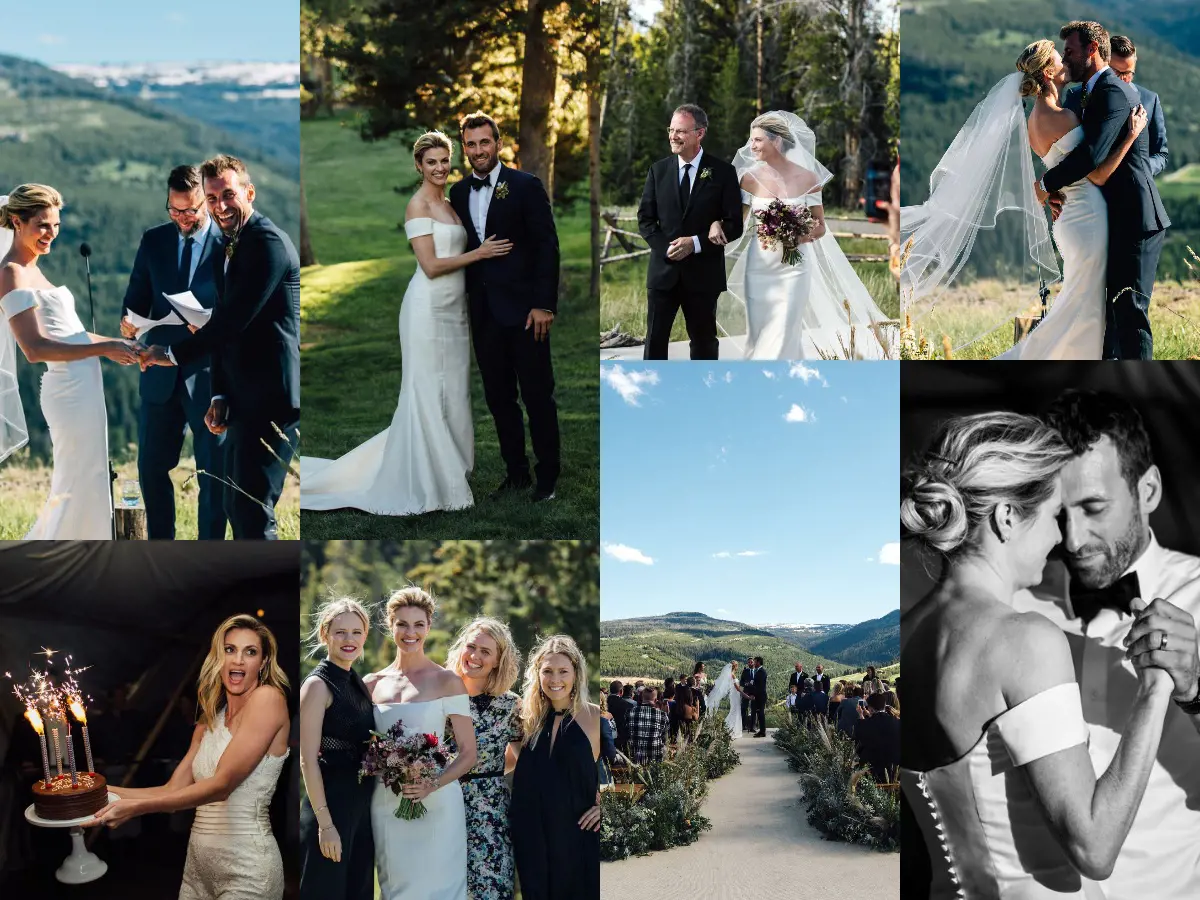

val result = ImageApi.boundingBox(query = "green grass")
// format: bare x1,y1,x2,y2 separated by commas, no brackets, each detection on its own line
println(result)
0,455,298,539
300,115,599,539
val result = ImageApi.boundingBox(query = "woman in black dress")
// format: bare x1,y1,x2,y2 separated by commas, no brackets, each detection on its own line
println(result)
510,634,601,900
298,599,376,900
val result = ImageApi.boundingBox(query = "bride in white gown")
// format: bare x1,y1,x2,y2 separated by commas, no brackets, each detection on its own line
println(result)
715,112,895,360
300,132,511,516
0,185,141,538
364,587,478,900
900,42,1146,359
901,412,1172,898
704,661,745,740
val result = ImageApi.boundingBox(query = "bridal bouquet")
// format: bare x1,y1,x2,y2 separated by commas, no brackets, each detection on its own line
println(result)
753,199,815,267
359,719,449,820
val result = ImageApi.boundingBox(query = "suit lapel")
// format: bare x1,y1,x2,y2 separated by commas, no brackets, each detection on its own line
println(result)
483,165,507,236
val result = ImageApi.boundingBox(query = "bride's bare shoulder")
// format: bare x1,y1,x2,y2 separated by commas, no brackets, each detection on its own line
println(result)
0,260,32,295
405,194,431,221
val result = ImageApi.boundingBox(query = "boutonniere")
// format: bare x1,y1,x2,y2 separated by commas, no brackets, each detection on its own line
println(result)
494,181,511,200
699,167,713,181
1081,88,1090,110
224,239,238,262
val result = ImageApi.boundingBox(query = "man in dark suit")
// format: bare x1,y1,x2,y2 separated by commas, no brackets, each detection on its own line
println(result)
448,112,561,502
855,693,900,783
142,155,300,539
637,104,744,359
607,680,634,752
122,165,226,539
1108,36,1167,176
751,656,768,737
788,662,808,696
1036,21,1170,359
739,657,755,731
812,664,831,695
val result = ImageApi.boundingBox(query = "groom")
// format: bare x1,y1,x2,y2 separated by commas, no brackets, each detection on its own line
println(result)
637,104,743,360
1034,21,1170,360
141,155,301,539
448,112,561,502
750,656,768,737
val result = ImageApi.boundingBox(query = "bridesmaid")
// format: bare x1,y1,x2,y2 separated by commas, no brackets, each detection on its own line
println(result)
446,617,524,900
510,635,601,900
298,599,375,900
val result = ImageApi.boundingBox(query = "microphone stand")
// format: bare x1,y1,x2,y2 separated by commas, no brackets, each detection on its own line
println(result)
81,243,118,540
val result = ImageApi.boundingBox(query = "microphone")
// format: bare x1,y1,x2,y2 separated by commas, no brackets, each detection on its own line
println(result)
80,241,92,258
79,242,96,333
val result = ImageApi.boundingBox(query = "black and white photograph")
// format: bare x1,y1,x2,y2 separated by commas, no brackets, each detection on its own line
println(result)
901,362,1200,899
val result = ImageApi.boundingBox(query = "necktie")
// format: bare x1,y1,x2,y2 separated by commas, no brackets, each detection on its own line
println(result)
1081,87,1090,110
470,177,491,191
679,162,692,210
1070,570,1140,624
179,237,194,290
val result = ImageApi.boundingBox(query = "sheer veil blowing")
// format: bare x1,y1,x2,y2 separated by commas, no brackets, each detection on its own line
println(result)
0,195,30,464
706,662,735,712
719,111,894,359
900,73,1060,348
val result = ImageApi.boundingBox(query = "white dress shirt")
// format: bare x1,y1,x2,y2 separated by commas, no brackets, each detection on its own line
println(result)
470,163,500,244
677,148,704,255
1013,530,1200,899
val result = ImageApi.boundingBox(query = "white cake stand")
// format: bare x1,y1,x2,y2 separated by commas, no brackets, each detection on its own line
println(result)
24,791,120,884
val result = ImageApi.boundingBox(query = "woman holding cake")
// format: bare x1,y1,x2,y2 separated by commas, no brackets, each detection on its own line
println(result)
88,614,291,900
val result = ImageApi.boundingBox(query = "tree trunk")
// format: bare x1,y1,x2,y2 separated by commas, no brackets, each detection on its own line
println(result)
518,0,559,196
755,0,764,115
588,55,603,306
299,154,317,267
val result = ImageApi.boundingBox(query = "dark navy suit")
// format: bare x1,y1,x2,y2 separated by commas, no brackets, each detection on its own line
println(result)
122,219,226,539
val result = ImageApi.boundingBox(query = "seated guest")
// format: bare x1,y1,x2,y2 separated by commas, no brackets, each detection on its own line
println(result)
855,692,900,783
608,680,634,752
837,685,863,737
882,689,899,717
627,686,669,764
827,682,844,723
810,679,828,719
598,692,619,785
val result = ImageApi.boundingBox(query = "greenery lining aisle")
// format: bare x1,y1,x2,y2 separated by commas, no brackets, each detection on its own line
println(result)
298,115,599,539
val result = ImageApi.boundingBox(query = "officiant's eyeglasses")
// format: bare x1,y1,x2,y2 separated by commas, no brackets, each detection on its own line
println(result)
166,204,203,218
667,128,701,137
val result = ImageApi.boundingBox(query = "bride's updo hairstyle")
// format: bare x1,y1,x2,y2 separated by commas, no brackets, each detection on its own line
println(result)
1016,40,1057,98
385,585,437,629
0,183,63,231
412,131,453,169
901,412,1073,556
750,112,796,152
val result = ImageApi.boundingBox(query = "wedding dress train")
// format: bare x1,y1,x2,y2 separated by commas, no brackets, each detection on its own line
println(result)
0,286,112,538
300,218,474,515
705,664,744,740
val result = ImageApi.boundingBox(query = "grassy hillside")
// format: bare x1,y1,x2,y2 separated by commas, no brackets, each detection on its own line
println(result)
807,608,900,667
0,54,300,462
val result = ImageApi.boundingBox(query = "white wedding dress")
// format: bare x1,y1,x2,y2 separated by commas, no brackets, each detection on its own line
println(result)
179,709,288,900
743,191,821,359
704,664,744,740
300,218,474,515
996,126,1107,360
372,695,470,900
0,286,112,538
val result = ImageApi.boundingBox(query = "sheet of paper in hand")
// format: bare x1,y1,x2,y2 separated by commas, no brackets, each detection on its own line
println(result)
162,291,213,330
125,309,184,339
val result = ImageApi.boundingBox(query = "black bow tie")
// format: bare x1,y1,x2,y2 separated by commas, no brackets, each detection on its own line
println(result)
1070,570,1141,624
470,177,492,191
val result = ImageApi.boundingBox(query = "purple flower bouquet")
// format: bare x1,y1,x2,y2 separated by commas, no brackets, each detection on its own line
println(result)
359,719,449,820
753,199,815,267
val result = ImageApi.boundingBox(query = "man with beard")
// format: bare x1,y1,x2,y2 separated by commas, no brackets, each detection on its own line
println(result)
1108,36,1168,178
1014,389,1200,899
121,165,226,539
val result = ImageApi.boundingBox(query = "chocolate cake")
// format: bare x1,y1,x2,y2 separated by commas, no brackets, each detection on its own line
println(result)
32,773,108,820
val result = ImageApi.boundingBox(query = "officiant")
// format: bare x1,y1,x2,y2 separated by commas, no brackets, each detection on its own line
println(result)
121,165,226,540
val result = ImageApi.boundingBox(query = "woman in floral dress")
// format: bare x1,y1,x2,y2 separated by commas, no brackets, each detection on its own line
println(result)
446,617,524,900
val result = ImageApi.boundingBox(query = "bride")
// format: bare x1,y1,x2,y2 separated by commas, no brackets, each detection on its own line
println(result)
365,587,477,900
0,185,141,538
712,112,894,360
300,132,511,515
901,41,1146,359
704,660,745,740
901,412,1172,897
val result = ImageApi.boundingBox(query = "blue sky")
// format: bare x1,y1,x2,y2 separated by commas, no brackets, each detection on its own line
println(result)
0,2,299,64
601,361,899,626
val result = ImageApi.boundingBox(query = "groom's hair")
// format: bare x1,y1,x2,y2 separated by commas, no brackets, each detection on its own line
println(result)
1110,35,1136,58
167,165,201,194
459,112,500,141
201,154,251,184
1044,390,1153,493
1060,20,1111,62
673,104,708,130
754,656,764,666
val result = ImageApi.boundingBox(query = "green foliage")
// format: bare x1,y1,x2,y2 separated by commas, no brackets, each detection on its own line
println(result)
599,790,656,861
299,540,599,683
692,718,741,779
807,609,900,668
773,717,899,852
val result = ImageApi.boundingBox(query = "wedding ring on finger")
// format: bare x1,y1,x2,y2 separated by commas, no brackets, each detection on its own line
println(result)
1160,632,1169,652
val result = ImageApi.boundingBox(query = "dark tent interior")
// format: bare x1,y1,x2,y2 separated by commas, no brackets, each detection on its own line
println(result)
0,542,300,898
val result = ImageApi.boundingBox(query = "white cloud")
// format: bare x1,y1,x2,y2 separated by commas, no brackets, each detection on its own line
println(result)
724,371,733,384
788,362,826,385
784,404,811,423
715,608,731,616
38,34,65,45
703,371,717,388
763,370,777,379
601,365,659,406
879,542,901,565
603,543,655,565
713,550,764,559
736,550,765,557
841,396,848,403
712,551,732,558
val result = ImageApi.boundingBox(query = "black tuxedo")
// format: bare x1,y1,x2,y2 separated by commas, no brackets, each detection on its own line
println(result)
122,220,226,539
449,164,561,491
1045,68,1170,359
788,671,809,695
739,665,755,730
750,666,768,735
637,151,743,359
812,673,830,694
170,212,301,539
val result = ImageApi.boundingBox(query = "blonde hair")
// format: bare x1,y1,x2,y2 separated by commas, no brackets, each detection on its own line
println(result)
197,614,290,728
1,184,63,230
1016,40,1057,98
750,112,795,151
306,596,371,659
901,411,1074,556
445,616,521,695
520,634,591,747
385,586,436,629
413,131,453,166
